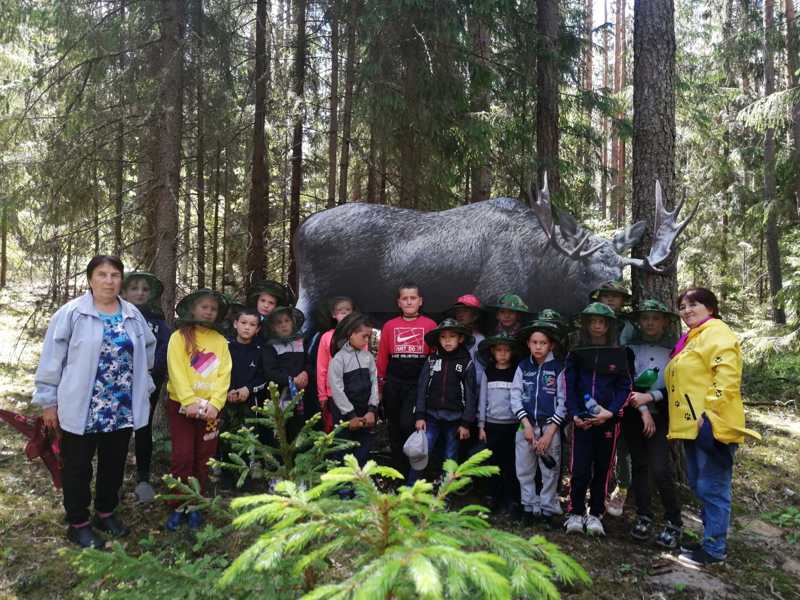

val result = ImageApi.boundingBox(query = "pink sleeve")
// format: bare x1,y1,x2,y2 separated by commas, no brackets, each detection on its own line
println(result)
317,330,334,401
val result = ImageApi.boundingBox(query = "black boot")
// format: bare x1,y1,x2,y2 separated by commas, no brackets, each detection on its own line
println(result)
67,525,105,549
92,514,131,537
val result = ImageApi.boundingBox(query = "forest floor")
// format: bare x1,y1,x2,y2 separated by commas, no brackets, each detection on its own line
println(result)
0,284,799,600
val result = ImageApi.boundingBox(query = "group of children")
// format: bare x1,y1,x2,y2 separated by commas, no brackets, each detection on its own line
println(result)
121,273,683,549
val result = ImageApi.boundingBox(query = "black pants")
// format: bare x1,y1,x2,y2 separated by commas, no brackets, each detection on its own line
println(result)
61,428,132,525
485,422,520,506
568,419,618,517
382,379,417,472
622,408,682,525
134,387,161,481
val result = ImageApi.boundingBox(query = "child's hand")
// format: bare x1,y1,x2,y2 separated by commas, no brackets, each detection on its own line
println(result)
478,427,487,442
237,387,250,402
457,426,470,441
294,371,309,389
363,411,376,428
589,407,614,425
204,405,219,421
348,417,363,431
415,419,427,432
185,402,203,419
523,422,536,445
535,431,553,454
573,415,591,430
629,391,652,408
227,390,238,403
641,410,656,438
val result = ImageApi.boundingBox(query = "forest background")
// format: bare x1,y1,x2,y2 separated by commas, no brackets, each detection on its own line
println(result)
0,0,799,326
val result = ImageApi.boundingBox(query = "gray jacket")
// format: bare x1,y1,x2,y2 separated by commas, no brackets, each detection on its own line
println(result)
478,366,517,426
32,292,156,435
327,342,379,419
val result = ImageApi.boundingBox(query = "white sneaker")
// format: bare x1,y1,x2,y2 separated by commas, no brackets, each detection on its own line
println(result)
605,487,626,517
564,514,585,534
585,514,606,537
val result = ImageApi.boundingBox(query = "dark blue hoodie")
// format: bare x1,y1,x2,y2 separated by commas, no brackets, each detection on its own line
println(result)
139,307,171,387
565,348,633,417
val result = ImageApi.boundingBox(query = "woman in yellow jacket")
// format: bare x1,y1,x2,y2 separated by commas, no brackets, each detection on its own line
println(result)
165,289,232,531
666,288,760,567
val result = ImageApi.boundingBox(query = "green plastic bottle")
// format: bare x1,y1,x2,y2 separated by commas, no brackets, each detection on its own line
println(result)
633,367,659,392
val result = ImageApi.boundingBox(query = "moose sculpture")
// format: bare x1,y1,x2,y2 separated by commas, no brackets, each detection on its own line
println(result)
294,180,696,326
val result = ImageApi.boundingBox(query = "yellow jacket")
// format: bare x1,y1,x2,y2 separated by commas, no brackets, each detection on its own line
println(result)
666,318,760,444
167,327,232,410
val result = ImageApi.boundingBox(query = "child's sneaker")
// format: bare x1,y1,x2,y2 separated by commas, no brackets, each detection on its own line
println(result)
630,515,653,541
165,510,185,531
656,524,683,549
677,546,725,568
187,510,203,530
564,514,585,534
605,487,626,517
585,514,606,537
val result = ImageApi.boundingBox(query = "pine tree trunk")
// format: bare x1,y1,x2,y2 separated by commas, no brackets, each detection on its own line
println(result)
366,125,377,202
211,142,221,290
194,0,206,288
785,0,800,220
612,0,626,225
763,0,786,323
246,0,270,284
536,0,561,195
581,0,594,214
601,0,609,218
113,0,126,257
152,0,185,323
287,0,307,292
93,158,101,256
222,150,230,293
469,7,491,203
183,162,193,287
327,2,339,209
338,0,358,206
631,0,677,307
0,200,7,288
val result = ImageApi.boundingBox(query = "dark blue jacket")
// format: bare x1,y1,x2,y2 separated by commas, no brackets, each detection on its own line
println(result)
228,338,267,400
140,307,171,387
565,348,632,417
509,353,568,427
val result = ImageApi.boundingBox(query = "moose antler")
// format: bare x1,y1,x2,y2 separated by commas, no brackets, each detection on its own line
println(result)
622,180,699,272
529,173,605,260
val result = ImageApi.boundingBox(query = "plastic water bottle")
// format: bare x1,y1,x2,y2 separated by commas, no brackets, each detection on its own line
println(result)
583,393,602,417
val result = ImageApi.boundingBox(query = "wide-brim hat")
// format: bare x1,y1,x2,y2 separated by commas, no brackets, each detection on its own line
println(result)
516,320,562,344
246,280,293,308
487,293,530,314
446,294,484,314
265,305,306,333
537,308,568,328
123,272,164,302
581,302,617,320
589,280,632,302
630,298,679,320
403,430,429,471
424,317,475,348
477,331,520,363
176,289,229,324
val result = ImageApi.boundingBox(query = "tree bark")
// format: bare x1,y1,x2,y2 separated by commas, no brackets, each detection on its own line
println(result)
601,0,609,218
246,0,270,285
152,0,185,323
785,0,800,219
113,0,126,256
581,0,594,214
612,0,627,225
0,200,7,288
287,0,307,292
327,1,339,209
469,6,491,203
338,0,358,206
194,0,206,288
536,0,561,195
631,0,677,307
763,0,786,323
222,150,230,293
211,141,221,290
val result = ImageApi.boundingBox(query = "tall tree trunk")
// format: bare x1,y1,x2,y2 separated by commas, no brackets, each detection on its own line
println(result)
246,0,270,284
536,0,561,195
194,0,206,288
222,150,230,293
287,0,307,292
338,0,358,206
152,0,185,323
327,1,339,209
113,1,126,256
785,0,800,219
469,6,491,203
763,0,786,323
601,0,609,218
366,125,377,202
0,200,6,288
631,0,677,306
183,163,192,286
211,142,221,289
581,0,594,213
612,0,626,225
93,158,101,256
